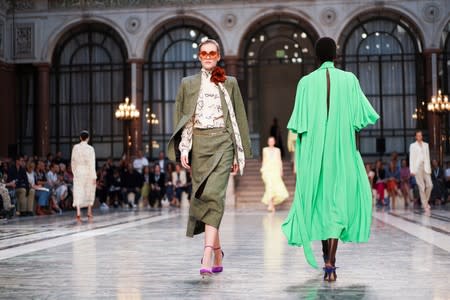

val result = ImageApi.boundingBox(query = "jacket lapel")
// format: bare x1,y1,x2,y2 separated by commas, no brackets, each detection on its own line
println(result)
219,78,233,123
188,73,202,115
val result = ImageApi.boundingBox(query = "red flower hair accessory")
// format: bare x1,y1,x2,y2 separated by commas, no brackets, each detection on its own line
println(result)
211,66,227,85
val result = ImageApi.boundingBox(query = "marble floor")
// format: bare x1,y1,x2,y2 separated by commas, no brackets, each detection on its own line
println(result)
0,205,449,300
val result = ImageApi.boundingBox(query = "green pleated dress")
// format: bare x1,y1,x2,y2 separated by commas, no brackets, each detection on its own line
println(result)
282,61,379,268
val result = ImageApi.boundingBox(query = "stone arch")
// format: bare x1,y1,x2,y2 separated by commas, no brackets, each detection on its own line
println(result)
43,16,130,63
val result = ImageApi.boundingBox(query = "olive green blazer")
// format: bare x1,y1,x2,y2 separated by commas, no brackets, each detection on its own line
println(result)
167,73,252,162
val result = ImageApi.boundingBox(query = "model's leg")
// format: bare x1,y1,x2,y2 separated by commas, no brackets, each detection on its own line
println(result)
322,240,329,263
201,224,218,270
87,205,93,218
324,238,338,281
213,231,223,267
415,170,428,210
424,174,433,210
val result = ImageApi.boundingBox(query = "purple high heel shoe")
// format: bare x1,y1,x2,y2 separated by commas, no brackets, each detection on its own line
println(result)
200,246,214,278
212,247,224,273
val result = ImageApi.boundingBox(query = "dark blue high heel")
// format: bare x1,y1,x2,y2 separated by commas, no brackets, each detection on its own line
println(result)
323,265,337,282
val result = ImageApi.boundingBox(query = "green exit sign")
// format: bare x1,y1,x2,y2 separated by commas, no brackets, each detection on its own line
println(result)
276,49,285,58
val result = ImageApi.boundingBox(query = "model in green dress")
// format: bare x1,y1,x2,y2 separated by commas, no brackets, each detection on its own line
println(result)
281,37,379,281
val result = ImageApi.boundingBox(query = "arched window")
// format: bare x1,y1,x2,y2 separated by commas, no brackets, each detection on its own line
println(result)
341,15,423,155
144,19,220,158
241,16,317,156
442,22,450,95
51,23,128,158
440,21,450,155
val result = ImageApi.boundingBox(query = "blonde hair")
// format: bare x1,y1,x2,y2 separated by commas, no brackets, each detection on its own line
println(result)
26,161,35,171
198,38,221,55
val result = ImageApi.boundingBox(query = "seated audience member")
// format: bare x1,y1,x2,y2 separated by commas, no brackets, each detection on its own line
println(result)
373,160,387,206
141,166,151,208
54,151,67,165
45,153,54,169
0,168,15,216
400,159,412,208
445,161,450,197
165,163,175,203
8,156,35,216
60,163,73,208
0,159,15,216
26,161,51,215
46,163,64,213
430,159,446,205
96,167,109,209
155,151,169,175
108,169,123,208
133,150,149,174
171,163,186,207
121,163,144,208
385,160,400,209
150,164,165,208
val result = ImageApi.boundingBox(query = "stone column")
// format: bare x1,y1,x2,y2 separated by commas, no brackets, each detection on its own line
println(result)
223,56,240,77
0,61,16,157
35,63,51,157
128,59,145,157
423,49,441,160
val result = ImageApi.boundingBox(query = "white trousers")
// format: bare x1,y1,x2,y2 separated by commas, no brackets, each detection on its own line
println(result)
415,163,433,209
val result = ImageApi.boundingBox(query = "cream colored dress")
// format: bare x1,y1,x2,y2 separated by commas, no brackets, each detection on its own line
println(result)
261,147,289,205
71,141,97,208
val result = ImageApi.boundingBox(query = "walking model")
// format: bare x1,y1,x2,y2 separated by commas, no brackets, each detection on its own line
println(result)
261,136,289,212
71,130,97,221
409,130,433,213
281,37,379,281
168,39,252,277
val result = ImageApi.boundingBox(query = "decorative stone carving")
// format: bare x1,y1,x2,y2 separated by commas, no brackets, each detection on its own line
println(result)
12,0,34,10
320,7,337,26
222,13,237,29
14,23,34,58
422,2,440,23
49,0,82,9
125,16,141,34
49,0,243,9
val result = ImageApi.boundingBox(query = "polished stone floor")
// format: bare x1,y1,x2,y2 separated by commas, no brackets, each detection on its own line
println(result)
0,205,449,299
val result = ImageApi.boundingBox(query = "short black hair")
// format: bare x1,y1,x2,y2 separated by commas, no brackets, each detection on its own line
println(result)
315,37,337,63
80,130,89,141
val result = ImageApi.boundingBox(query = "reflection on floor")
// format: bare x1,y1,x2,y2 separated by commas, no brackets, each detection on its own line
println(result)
0,206,449,299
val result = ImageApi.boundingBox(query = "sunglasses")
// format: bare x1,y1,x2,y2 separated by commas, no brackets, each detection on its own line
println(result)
198,51,219,59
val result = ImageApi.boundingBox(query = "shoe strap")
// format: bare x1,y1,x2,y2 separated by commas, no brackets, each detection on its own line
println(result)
204,245,215,250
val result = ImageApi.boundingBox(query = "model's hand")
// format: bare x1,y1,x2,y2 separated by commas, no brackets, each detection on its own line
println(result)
181,154,190,170
231,162,239,175
410,173,415,177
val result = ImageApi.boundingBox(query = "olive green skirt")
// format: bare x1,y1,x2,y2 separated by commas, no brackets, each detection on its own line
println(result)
186,127,234,237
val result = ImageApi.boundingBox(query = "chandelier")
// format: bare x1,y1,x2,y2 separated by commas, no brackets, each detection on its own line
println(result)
145,108,159,125
115,97,140,120
427,90,450,113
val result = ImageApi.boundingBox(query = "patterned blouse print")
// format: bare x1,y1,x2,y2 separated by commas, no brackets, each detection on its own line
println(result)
179,69,225,156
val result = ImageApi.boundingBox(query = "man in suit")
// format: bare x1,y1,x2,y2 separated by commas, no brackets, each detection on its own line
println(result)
409,130,433,212
149,164,165,208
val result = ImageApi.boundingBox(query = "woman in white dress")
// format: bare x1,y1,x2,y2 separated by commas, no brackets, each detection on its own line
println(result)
261,136,289,212
71,130,97,221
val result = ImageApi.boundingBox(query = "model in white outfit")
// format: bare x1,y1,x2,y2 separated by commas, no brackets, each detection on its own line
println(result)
71,131,97,220
409,131,433,212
